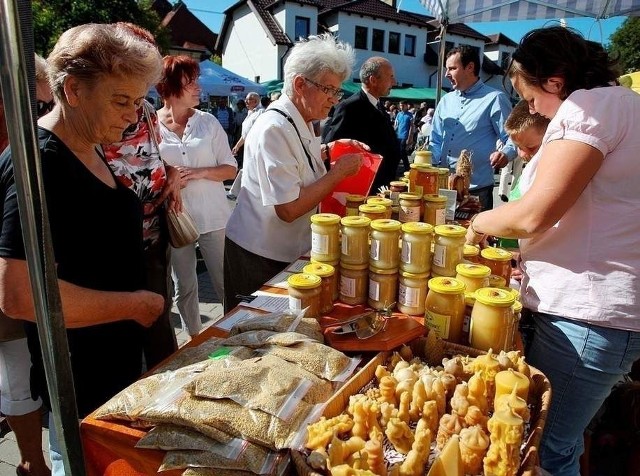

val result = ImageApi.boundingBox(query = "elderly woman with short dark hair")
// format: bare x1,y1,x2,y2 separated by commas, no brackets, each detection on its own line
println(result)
0,23,164,474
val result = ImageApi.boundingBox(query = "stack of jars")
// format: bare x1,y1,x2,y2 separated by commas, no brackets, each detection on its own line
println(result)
367,219,401,310
303,213,341,317
339,215,371,306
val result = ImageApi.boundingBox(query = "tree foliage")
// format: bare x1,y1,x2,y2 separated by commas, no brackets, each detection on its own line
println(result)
607,17,640,74
32,0,171,56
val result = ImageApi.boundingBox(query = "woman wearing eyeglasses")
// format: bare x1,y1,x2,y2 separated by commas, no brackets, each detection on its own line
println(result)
223,33,367,313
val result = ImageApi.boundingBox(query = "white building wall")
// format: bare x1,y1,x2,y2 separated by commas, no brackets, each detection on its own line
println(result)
331,13,431,88
274,3,318,40
221,4,280,83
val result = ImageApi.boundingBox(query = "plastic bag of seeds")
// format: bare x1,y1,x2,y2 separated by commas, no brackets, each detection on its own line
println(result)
183,452,291,476
151,340,255,374
184,356,314,420
259,341,361,382
159,444,284,474
93,359,215,421
135,424,244,459
229,309,324,342
136,387,323,450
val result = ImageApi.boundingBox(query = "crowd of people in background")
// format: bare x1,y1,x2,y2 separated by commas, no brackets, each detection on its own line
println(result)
1,19,639,476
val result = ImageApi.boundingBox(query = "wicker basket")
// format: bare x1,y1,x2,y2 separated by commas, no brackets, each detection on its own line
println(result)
292,335,551,476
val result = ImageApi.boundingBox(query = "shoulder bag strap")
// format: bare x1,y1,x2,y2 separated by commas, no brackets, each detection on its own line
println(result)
266,108,317,173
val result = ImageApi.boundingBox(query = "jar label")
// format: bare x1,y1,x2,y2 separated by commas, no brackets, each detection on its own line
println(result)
370,239,381,260
390,190,401,206
435,208,446,225
399,206,421,223
311,232,329,254
369,279,380,300
399,283,420,307
340,276,356,298
401,240,411,264
289,296,302,311
341,236,349,256
462,313,471,332
425,310,451,339
432,243,447,267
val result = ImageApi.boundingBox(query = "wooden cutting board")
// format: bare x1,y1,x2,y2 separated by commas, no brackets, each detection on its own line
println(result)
319,303,426,352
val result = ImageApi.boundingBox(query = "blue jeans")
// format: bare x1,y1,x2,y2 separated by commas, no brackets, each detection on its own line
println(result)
527,313,640,476
49,412,65,476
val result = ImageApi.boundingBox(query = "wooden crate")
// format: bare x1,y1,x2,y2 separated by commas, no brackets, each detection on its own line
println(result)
292,336,551,476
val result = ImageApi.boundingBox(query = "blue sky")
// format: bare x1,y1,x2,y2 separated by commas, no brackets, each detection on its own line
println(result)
183,0,626,44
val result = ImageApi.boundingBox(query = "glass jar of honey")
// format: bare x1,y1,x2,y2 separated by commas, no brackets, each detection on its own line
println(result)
340,215,371,266
455,263,491,293
432,224,466,277
287,273,322,319
389,181,408,207
368,266,398,311
398,193,422,223
437,168,450,190
425,277,466,344
400,221,433,274
488,274,507,288
397,271,429,315
359,203,387,221
480,247,513,284
302,263,336,315
366,196,393,219
423,194,447,226
310,213,341,263
409,163,438,196
461,291,476,345
463,244,481,263
370,219,401,270
339,262,368,305
469,287,516,352
345,194,366,216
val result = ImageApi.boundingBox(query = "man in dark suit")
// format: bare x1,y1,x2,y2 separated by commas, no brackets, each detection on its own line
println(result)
322,57,402,193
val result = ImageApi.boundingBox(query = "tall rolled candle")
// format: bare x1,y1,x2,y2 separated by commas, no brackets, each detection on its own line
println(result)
494,368,530,402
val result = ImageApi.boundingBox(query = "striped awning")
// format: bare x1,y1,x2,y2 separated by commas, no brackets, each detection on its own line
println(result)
420,0,640,24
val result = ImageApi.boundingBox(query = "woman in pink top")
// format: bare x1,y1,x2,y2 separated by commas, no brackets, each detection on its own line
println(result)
466,26,640,475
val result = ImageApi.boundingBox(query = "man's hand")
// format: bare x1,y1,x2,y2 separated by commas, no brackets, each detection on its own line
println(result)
490,150,509,169
331,153,363,179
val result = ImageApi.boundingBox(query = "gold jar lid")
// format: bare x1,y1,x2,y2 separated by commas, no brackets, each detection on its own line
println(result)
438,167,450,175
370,218,402,231
400,270,430,279
480,247,513,261
359,203,386,214
456,263,492,278
389,180,407,188
339,261,369,271
310,213,340,225
341,215,371,227
428,276,466,294
303,263,335,277
474,287,516,307
423,194,447,203
367,197,393,207
434,224,466,237
499,286,521,302
398,192,422,201
464,291,477,306
345,194,366,203
512,300,523,313
464,244,480,257
401,221,434,234
287,273,322,289
370,266,399,275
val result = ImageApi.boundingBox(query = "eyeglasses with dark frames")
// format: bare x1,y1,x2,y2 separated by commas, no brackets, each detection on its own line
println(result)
36,100,54,117
303,77,344,100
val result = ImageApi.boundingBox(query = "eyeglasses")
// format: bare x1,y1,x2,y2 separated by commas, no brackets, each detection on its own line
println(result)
36,100,54,117
303,77,344,100
331,309,389,339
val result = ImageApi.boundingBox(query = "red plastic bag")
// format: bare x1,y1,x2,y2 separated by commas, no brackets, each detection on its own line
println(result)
319,142,382,216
